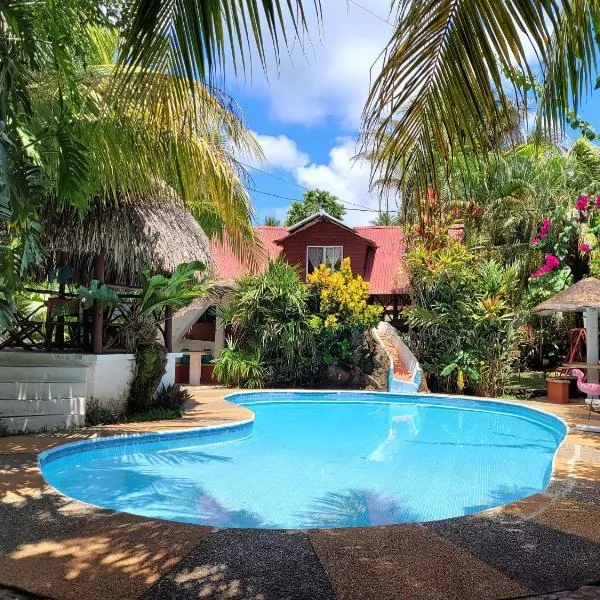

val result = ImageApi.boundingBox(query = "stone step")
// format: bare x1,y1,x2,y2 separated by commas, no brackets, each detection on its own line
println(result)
0,413,84,433
0,397,85,417
0,365,87,383
0,352,91,368
0,380,86,400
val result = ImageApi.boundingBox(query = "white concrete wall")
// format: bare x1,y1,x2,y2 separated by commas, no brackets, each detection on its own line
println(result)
85,354,135,412
159,352,183,389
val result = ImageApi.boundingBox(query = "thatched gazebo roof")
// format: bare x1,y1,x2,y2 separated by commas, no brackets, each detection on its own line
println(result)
533,278,600,316
43,183,216,288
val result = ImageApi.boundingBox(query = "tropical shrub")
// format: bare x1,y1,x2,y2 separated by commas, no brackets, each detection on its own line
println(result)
404,239,519,396
215,257,382,388
152,384,192,413
78,261,210,413
216,260,318,386
307,257,381,368
213,343,264,388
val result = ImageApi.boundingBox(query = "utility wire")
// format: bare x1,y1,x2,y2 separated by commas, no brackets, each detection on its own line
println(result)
239,161,310,191
243,166,391,212
247,186,398,213
347,0,395,27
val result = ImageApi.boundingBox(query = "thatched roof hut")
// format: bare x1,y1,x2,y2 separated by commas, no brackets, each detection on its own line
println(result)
532,278,600,316
533,277,600,393
42,183,215,288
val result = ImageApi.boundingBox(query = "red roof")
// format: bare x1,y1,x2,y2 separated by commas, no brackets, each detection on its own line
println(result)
355,226,408,294
211,219,409,294
211,227,284,283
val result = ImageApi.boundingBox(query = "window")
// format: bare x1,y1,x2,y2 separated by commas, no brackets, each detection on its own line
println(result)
307,246,343,275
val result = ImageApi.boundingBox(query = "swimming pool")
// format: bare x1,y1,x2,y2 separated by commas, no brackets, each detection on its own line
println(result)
39,392,567,529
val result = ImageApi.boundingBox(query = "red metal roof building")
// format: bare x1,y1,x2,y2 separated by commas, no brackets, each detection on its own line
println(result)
211,212,409,296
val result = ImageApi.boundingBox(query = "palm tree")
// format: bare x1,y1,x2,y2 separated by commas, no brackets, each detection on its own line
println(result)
362,0,600,211
1,1,321,284
263,216,282,226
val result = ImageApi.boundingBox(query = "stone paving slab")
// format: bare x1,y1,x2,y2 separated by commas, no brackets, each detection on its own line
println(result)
517,585,600,599
309,524,529,600
426,510,600,594
143,529,336,600
0,512,210,600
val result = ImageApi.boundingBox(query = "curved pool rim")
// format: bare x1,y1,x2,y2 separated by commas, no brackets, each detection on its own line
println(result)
38,391,569,526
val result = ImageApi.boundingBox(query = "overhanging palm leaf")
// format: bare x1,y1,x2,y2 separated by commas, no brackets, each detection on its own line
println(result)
119,0,322,84
363,0,600,209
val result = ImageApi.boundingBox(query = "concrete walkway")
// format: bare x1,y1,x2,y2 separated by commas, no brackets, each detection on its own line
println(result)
1,388,599,600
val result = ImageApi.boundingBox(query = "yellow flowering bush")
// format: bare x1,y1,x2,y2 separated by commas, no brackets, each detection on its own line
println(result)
307,257,381,330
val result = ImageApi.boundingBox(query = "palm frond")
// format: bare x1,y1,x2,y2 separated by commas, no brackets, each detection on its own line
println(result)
117,1,322,89
363,0,600,208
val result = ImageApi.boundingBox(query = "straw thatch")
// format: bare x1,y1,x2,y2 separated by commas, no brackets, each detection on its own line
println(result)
533,277,600,315
42,183,216,288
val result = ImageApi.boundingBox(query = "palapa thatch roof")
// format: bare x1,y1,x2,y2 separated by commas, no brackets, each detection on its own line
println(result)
533,277,600,315
43,183,216,288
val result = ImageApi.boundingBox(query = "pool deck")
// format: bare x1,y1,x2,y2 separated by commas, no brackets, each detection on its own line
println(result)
1,387,599,600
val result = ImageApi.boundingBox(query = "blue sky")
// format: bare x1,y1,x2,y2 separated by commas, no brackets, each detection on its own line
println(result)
222,1,600,227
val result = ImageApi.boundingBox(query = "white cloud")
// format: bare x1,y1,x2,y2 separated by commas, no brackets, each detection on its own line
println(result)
294,138,385,226
253,132,309,171
232,1,393,129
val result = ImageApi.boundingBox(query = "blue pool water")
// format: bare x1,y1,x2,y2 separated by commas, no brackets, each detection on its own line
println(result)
40,393,566,529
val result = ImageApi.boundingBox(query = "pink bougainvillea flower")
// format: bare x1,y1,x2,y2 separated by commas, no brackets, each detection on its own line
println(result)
530,254,560,279
579,243,591,252
576,195,590,211
595,195,600,208
531,237,541,246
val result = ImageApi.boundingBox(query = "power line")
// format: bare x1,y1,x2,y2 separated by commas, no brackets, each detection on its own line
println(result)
347,0,395,27
239,161,310,191
247,187,386,212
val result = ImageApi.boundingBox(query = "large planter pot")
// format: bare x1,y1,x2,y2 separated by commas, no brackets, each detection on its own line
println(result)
546,378,571,404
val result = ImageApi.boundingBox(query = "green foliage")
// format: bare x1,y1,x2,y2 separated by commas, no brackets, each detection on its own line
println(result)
85,398,182,427
150,384,191,412
128,343,168,414
137,261,212,318
216,257,381,387
362,0,600,211
263,216,281,226
217,260,317,386
77,280,119,307
405,241,519,396
285,189,346,226
213,342,264,389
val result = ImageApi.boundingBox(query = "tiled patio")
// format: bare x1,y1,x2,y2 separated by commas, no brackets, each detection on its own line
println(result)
1,389,599,600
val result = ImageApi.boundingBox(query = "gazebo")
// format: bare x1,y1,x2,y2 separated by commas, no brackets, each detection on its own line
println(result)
533,277,600,400
37,182,216,353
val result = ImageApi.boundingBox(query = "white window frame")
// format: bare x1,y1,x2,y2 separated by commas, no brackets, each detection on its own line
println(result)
306,245,344,277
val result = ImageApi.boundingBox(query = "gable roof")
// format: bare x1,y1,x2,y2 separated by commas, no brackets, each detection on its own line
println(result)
278,211,376,247
210,215,409,294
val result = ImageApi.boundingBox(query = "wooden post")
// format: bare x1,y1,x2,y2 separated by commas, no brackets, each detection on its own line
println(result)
55,281,66,349
92,253,105,354
164,305,173,353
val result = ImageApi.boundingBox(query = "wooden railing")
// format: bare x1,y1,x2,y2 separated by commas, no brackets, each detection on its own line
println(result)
0,288,170,353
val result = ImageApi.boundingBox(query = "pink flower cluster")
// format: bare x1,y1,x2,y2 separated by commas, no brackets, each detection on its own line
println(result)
576,195,590,211
576,195,600,213
531,218,552,246
579,243,591,253
530,254,560,279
